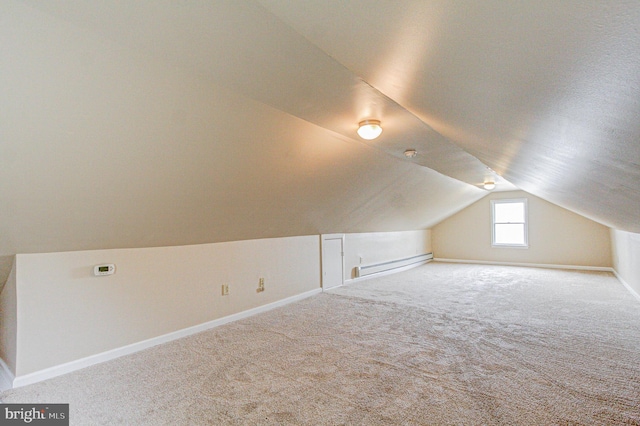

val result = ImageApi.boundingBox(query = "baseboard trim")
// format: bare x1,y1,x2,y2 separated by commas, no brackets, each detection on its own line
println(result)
0,357,15,392
12,288,322,389
434,258,614,272
612,269,640,303
344,259,433,285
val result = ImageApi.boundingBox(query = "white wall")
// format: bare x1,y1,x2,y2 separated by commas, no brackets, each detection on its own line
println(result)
0,230,435,385
0,258,17,376
344,230,432,280
432,191,612,268
10,236,319,377
611,229,640,298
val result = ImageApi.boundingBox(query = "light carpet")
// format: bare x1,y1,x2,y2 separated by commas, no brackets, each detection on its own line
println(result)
2,262,640,425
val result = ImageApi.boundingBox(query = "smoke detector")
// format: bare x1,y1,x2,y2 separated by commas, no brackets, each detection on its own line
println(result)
404,149,417,158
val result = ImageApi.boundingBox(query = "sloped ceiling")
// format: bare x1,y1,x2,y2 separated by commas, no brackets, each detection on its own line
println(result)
258,0,640,232
1,0,639,265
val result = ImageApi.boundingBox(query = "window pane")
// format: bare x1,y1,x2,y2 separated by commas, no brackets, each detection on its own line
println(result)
494,202,524,223
495,224,525,245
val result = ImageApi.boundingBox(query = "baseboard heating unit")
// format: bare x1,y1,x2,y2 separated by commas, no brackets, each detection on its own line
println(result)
355,253,433,278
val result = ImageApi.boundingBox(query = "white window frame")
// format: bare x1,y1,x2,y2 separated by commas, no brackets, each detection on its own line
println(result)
491,198,529,248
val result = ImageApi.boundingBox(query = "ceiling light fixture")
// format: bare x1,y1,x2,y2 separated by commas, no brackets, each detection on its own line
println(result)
404,149,417,158
357,120,382,140
483,181,496,190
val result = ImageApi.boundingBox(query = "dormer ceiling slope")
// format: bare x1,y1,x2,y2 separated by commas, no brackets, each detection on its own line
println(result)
1,0,639,264
257,0,640,232
1,0,484,260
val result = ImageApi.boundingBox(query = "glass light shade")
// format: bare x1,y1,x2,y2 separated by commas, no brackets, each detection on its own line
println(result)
484,182,496,190
357,120,382,140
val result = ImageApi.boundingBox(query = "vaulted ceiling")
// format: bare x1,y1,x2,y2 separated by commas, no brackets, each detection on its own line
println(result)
2,1,639,265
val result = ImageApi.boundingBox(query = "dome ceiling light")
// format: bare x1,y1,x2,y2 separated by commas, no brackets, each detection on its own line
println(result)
357,120,382,140
484,181,496,190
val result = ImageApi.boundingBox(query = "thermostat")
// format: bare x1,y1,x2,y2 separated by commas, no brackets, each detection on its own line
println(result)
93,264,116,276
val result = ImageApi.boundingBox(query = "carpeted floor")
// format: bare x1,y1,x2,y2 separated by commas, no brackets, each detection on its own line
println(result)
2,262,640,425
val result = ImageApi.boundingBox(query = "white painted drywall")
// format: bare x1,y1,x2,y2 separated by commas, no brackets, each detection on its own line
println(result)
12,236,319,376
344,230,432,280
0,258,17,376
611,229,640,297
432,191,612,267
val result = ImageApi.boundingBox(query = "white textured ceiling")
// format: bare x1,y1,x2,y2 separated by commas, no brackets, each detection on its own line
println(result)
1,0,639,265
257,0,640,230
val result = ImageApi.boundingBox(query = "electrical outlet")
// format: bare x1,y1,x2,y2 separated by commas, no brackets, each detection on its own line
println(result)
257,278,265,293
221,284,229,296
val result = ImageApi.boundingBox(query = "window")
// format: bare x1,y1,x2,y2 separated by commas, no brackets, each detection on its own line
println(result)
491,198,528,248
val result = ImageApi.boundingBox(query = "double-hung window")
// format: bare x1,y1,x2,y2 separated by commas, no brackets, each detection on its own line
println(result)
491,198,528,248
